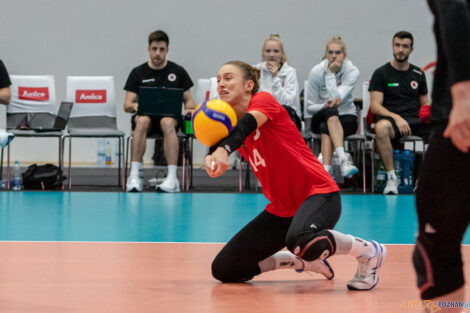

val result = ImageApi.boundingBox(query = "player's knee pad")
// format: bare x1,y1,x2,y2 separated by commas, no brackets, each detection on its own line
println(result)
286,229,336,262
413,237,464,299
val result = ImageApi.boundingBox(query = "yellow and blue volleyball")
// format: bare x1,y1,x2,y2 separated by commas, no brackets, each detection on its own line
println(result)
191,99,237,147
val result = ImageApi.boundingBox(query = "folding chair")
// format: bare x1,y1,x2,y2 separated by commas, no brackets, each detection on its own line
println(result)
64,76,125,190
6,75,65,189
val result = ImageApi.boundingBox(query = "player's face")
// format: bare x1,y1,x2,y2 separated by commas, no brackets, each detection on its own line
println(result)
217,65,252,105
148,41,168,68
262,40,283,65
326,43,344,66
392,38,413,63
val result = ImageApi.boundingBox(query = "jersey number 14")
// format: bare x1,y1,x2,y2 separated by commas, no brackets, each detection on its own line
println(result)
248,148,266,172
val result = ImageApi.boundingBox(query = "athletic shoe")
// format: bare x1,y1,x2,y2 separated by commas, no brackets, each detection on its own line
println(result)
296,259,334,280
340,158,359,177
156,177,180,193
383,176,398,195
126,176,143,192
347,241,387,291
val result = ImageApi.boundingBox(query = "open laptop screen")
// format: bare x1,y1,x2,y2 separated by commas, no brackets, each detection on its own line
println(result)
137,87,183,119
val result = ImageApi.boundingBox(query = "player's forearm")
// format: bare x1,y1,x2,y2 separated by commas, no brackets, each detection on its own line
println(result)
124,101,137,113
451,81,470,106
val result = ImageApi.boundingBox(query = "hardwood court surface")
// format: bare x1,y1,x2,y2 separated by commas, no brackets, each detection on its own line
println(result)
1,242,469,313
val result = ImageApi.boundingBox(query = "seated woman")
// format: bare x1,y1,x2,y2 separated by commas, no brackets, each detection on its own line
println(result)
254,34,301,130
306,36,360,178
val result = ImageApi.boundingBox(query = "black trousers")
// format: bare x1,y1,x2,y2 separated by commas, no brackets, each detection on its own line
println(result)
212,192,341,283
414,123,470,298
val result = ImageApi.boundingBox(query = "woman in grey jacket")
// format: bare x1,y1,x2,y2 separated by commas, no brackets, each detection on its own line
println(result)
255,34,301,130
306,36,360,179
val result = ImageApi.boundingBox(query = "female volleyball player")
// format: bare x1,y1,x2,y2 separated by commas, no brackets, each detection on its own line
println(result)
206,60,386,290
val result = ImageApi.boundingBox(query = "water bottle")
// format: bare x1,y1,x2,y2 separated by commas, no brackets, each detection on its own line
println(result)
393,150,402,184
97,138,106,167
105,141,113,166
183,113,193,135
13,161,22,191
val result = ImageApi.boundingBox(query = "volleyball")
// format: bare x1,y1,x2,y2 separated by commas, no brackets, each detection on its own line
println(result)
191,99,237,147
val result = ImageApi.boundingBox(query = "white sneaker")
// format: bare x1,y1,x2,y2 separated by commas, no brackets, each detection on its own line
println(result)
126,176,143,192
0,131,14,148
296,259,334,280
347,241,387,291
156,177,180,193
340,158,359,178
383,176,398,195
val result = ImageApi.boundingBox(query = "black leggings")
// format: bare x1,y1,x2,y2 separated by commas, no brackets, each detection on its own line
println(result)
413,124,470,299
211,192,341,283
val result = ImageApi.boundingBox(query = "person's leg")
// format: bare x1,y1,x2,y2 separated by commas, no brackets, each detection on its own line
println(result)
375,118,396,172
321,134,334,166
375,117,399,194
285,192,386,290
335,114,359,177
413,124,470,304
156,117,180,192
127,115,152,192
212,210,292,283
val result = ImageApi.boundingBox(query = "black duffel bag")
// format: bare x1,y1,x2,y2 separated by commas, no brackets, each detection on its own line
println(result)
22,164,66,190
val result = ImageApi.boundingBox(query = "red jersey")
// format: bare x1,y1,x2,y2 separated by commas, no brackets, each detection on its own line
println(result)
238,92,339,217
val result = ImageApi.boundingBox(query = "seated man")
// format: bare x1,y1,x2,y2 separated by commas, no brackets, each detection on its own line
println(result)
0,60,11,105
306,36,359,179
369,31,431,195
124,30,195,193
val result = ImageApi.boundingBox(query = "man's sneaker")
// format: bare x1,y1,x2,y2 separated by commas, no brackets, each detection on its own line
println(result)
126,176,143,192
347,241,387,291
340,158,359,178
156,177,180,193
295,259,334,280
383,176,398,195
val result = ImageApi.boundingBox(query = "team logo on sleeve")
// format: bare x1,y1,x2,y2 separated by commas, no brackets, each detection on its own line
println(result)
410,81,418,89
168,73,177,82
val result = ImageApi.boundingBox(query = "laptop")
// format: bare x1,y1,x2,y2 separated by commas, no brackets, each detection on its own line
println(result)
138,87,183,119
32,101,74,132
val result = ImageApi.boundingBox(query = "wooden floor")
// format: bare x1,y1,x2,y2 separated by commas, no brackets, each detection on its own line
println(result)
1,242,468,313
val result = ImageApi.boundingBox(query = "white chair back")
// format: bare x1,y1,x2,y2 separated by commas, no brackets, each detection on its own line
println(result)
196,78,218,105
66,76,116,118
303,80,312,118
8,75,57,114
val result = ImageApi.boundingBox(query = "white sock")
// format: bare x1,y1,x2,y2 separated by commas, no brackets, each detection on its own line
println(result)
167,165,177,180
324,164,332,172
329,230,375,258
130,162,143,178
386,170,396,179
258,251,303,272
335,147,346,161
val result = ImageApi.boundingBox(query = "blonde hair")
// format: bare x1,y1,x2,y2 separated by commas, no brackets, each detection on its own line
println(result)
224,60,261,95
262,33,288,66
323,35,347,60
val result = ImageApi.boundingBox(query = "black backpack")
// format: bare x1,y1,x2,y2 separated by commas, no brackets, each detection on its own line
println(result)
22,164,66,190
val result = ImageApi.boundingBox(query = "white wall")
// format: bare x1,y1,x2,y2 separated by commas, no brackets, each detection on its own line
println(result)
0,0,435,166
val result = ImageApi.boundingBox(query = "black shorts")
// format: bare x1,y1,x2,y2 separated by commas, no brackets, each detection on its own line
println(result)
131,114,181,136
376,116,432,143
311,107,358,137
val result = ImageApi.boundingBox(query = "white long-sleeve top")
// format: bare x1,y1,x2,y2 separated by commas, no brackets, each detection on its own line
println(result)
255,61,300,116
305,59,360,118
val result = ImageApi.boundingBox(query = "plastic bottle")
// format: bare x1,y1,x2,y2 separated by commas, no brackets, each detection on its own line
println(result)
393,150,402,185
105,141,113,166
13,161,22,191
97,138,106,168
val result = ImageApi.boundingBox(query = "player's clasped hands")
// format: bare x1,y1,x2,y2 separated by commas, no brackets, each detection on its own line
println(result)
205,147,230,178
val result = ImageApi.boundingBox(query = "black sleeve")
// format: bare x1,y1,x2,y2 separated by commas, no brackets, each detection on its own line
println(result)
369,67,385,93
430,0,470,84
419,71,428,95
123,68,139,94
210,113,258,155
178,66,194,91
0,60,11,89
